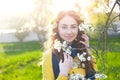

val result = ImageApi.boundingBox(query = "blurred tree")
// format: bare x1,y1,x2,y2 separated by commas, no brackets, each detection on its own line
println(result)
31,0,53,41
0,15,28,29
15,29,29,42
87,0,120,38
85,0,110,38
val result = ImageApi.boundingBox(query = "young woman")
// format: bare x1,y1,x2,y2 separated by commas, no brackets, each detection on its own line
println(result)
42,10,98,80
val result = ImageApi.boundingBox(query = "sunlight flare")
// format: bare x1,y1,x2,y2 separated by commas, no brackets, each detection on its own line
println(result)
0,0,35,15
52,0,76,18
51,0,91,21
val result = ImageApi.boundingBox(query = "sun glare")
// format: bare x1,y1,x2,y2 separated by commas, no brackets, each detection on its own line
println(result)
0,0,35,15
53,0,74,10
52,0,90,21
52,0,75,17
0,0,35,32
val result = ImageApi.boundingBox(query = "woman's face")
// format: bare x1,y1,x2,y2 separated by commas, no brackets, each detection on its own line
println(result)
58,15,78,43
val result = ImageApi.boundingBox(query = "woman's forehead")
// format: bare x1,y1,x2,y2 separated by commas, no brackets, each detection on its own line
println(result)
58,15,78,25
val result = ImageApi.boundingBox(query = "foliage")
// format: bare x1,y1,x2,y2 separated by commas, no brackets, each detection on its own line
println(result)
90,37,120,80
0,38,119,80
14,29,29,42
0,41,42,80
32,0,53,27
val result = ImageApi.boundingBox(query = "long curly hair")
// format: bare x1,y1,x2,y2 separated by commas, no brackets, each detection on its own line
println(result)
44,10,94,74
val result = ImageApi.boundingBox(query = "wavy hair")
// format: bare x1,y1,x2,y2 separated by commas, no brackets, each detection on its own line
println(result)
44,10,94,74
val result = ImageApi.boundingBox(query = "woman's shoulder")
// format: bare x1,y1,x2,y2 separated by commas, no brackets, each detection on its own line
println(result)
43,49,52,56
42,49,52,62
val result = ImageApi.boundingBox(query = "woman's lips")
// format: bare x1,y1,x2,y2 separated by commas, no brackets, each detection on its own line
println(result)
65,36,73,39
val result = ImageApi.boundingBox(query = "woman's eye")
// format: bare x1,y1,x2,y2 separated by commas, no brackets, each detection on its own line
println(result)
71,25,77,29
61,26,67,29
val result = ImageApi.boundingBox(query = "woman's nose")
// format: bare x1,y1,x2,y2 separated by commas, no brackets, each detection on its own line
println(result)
66,28,72,34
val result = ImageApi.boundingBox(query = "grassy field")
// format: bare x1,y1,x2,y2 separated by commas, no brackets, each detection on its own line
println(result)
0,38,120,80
0,41,43,80
90,37,120,80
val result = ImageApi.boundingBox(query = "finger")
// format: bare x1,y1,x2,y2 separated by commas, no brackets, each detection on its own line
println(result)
82,34,88,38
80,41,86,45
80,41,89,48
68,56,73,67
69,56,73,62
67,54,70,60
82,36,89,42
59,59,62,64
63,53,68,61
81,34,89,41
67,55,73,62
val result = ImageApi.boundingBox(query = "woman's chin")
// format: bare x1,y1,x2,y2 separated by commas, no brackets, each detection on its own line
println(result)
65,40,73,43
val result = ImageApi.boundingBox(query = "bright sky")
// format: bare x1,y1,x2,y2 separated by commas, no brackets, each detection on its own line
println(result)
52,0,92,21
109,0,119,13
0,0,35,31
0,0,118,32
0,0,35,15
0,0,95,30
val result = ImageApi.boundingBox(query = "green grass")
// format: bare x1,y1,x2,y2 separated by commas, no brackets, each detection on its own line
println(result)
90,37,120,80
0,38,120,80
0,41,42,80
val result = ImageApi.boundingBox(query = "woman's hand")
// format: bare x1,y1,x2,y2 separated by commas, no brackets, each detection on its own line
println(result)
59,53,73,76
80,34,92,55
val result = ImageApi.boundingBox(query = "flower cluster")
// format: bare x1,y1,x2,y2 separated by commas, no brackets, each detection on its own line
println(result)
95,73,107,79
62,41,72,55
77,52,92,68
77,52,91,62
68,73,85,80
54,39,72,55
68,73,107,80
53,39,107,80
54,39,62,52
79,23,95,31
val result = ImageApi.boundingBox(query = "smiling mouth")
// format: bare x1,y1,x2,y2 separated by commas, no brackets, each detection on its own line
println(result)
66,36,73,39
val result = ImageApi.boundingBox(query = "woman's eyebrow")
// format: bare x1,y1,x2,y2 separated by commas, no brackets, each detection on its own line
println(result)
61,24,77,25
71,24,77,26
60,24,67,26
60,24,78,27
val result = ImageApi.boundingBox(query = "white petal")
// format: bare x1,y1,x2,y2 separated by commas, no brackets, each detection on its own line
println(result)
82,57,86,61
82,63,85,68
83,52,86,56
87,56,91,61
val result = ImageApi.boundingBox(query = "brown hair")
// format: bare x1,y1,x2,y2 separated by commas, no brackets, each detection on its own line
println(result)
45,10,94,74
55,10,81,26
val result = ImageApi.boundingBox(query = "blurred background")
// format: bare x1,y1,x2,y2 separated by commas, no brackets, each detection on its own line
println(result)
0,0,120,80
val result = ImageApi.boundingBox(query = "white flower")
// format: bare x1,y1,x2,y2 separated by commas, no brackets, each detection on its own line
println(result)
65,47,72,55
79,23,95,31
69,73,85,80
62,41,72,55
87,56,91,61
82,63,85,68
62,41,68,49
72,61,80,68
79,24,85,31
95,73,107,79
54,39,62,52
83,52,87,56
82,57,86,62
72,61,79,68
87,78,91,80
54,40,72,55
77,53,86,62
89,26,95,31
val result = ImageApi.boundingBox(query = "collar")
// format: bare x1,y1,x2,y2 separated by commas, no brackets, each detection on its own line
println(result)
71,41,78,58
